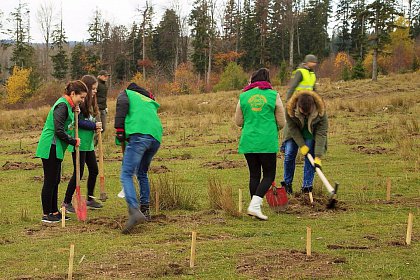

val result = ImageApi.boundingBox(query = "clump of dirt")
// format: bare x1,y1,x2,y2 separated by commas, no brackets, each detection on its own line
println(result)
216,149,237,155
327,244,370,250
164,143,196,149
5,150,32,155
0,237,13,245
388,240,406,247
236,249,345,279
104,156,123,162
344,137,374,145
88,216,126,230
351,145,390,154
208,138,236,144
149,165,170,174
2,161,42,170
168,153,193,160
201,160,245,169
275,192,347,215
32,174,72,182
166,210,227,227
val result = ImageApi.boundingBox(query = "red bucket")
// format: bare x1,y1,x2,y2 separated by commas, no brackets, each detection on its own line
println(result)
266,182,288,211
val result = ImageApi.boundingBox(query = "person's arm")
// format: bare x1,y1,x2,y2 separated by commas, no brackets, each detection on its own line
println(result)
314,114,328,157
286,70,303,101
285,111,305,148
53,103,77,146
234,100,244,127
114,92,129,129
274,93,286,130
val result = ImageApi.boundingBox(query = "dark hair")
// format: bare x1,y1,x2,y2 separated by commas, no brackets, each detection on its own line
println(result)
65,80,88,96
297,94,315,115
80,75,99,117
250,68,270,83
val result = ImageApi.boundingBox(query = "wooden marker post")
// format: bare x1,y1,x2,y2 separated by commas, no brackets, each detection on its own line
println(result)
306,227,312,256
190,231,197,268
406,213,414,245
309,192,314,204
386,178,391,201
68,244,75,280
155,191,160,215
61,206,66,228
238,189,243,213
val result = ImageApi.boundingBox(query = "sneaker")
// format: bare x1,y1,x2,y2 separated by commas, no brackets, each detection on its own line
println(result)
61,202,75,213
41,213,60,223
117,189,125,198
87,199,103,209
55,212,71,221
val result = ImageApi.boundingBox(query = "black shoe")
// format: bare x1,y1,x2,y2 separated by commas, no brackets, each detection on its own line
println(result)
55,212,71,221
87,199,103,209
41,213,60,223
122,207,146,234
281,181,293,195
302,187,313,193
140,204,151,221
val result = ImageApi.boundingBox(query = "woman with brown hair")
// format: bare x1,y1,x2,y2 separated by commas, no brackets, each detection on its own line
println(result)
63,75,103,213
36,80,87,223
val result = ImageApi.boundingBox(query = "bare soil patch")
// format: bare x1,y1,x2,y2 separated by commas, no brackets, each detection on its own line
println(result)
351,145,391,154
216,149,237,155
236,249,345,280
201,160,245,169
2,161,42,170
208,138,237,144
274,192,347,215
5,149,32,155
327,244,370,250
374,197,420,208
32,174,73,182
103,156,123,162
149,165,170,174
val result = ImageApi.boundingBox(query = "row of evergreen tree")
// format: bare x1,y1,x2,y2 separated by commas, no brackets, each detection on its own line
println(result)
1,0,420,86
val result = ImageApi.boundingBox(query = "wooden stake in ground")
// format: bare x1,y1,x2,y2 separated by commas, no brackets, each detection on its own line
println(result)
309,192,314,204
306,227,312,256
190,231,197,268
406,213,414,245
97,129,108,201
155,191,160,215
61,206,66,228
386,178,391,201
238,189,243,213
68,244,75,280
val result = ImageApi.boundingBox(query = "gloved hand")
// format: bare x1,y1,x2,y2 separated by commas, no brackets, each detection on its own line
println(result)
75,138,81,147
299,145,310,156
115,128,125,143
314,157,322,170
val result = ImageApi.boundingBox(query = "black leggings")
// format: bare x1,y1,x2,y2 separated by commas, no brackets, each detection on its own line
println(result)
41,145,62,215
244,153,277,198
64,150,99,203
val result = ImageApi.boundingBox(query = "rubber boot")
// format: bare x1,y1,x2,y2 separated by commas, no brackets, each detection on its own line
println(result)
247,195,268,220
140,204,151,221
122,207,146,234
281,181,293,195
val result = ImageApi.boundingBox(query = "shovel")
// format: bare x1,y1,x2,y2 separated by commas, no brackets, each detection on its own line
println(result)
266,181,288,211
73,108,87,221
97,129,108,201
306,154,339,209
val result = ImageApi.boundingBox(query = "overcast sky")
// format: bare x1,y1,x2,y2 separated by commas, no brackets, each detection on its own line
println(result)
0,0,194,43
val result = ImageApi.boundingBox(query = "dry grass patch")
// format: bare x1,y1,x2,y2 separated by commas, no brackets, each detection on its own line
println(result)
208,177,240,217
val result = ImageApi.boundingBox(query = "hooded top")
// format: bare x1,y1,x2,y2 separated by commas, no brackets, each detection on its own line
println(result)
283,90,328,157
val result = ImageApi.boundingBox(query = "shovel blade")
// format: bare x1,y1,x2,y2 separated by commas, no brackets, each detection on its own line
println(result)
74,186,87,221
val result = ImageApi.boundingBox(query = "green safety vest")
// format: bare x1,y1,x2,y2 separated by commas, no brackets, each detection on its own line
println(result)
294,68,316,91
238,88,278,154
68,114,95,152
125,89,163,143
36,97,74,160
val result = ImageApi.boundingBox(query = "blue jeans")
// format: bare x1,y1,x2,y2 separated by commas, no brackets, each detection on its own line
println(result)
283,138,315,189
120,134,160,209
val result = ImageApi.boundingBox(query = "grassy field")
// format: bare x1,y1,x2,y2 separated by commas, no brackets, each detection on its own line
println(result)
0,72,419,279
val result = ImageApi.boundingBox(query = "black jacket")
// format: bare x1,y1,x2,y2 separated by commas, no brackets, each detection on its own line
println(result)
96,79,108,110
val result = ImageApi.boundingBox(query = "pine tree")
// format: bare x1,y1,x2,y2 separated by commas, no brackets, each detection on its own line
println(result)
51,11,68,80
255,0,270,66
70,43,86,79
335,0,352,52
222,0,240,52
239,0,257,70
349,0,368,60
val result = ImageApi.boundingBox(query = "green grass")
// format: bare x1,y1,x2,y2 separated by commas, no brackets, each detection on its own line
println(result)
0,72,419,279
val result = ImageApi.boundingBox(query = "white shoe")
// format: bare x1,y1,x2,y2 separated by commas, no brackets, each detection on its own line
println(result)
247,195,268,220
118,189,125,198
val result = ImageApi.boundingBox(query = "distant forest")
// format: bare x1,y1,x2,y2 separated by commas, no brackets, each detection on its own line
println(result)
0,0,419,103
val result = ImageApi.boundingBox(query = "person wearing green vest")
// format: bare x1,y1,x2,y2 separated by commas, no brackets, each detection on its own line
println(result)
282,90,328,194
115,82,163,233
235,68,285,220
35,81,87,223
63,75,103,213
286,54,318,101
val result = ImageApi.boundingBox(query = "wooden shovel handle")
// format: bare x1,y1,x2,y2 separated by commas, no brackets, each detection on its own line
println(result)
306,153,334,194
97,129,105,193
75,108,80,187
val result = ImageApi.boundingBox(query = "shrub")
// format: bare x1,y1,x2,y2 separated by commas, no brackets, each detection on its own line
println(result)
171,63,202,95
351,60,366,80
150,174,195,210
213,62,248,92
6,66,32,104
277,60,289,85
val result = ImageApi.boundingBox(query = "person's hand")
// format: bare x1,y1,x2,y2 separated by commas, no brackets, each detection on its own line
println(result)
299,145,310,156
75,138,81,147
105,108,108,113
314,157,322,170
75,106,81,114
116,129,125,142
96,122,102,131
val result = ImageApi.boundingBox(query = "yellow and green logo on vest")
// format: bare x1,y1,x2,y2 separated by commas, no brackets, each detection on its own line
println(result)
248,94,267,112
